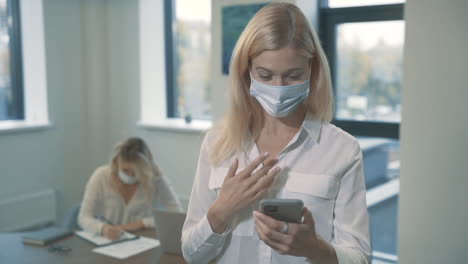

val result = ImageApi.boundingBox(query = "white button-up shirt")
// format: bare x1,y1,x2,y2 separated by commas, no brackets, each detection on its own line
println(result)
78,165,182,234
182,115,371,264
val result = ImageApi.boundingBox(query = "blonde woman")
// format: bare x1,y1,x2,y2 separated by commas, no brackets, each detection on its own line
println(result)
182,3,370,264
78,137,182,240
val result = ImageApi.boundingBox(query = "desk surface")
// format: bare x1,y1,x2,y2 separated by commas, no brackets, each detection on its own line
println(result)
0,229,187,264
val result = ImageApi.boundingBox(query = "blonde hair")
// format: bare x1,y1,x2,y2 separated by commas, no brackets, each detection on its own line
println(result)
210,2,333,165
110,137,162,201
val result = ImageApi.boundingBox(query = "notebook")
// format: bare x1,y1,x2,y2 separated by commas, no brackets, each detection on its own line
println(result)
75,229,139,247
22,226,73,246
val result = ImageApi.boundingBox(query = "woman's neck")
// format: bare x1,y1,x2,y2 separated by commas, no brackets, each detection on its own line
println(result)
261,106,306,136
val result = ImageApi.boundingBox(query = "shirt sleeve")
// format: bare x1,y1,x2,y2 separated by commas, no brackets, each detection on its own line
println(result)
77,167,106,234
330,142,371,264
181,132,231,264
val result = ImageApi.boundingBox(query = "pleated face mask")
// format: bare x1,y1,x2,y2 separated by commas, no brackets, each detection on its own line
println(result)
118,171,138,185
249,74,310,117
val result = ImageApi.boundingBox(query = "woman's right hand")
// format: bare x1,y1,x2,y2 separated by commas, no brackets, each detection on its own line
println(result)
101,224,122,240
207,152,281,233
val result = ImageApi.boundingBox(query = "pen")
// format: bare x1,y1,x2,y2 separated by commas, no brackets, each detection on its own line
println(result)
99,217,125,238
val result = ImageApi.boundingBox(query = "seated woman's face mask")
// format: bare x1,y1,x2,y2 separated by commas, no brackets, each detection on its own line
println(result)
249,74,310,118
118,171,138,185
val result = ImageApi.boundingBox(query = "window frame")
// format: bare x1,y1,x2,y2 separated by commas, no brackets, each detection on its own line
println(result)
163,0,213,120
163,0,177,118
319,1,404,139
2,0,24,120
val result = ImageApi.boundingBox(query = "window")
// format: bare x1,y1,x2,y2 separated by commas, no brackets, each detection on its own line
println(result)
165,0,211,120
0,0,23,121
319,1,404,263
328,0,404,8
320,0,404,138
335,21,404,124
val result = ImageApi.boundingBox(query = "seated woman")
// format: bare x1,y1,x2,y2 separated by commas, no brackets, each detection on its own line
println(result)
78,137,182,240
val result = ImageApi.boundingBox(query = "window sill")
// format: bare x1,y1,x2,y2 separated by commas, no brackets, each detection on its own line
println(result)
137,118,212,134
0,120,52,135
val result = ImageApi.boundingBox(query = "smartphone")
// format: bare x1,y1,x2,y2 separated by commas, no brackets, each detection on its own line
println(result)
260,199,304,223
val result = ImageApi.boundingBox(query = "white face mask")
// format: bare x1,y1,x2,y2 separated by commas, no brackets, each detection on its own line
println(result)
118,171,138,185
249,74,310,117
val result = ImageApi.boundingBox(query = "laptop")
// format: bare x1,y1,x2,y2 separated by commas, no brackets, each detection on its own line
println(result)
153,209,187,256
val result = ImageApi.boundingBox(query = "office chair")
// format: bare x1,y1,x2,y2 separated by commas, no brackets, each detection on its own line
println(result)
61,204,81,230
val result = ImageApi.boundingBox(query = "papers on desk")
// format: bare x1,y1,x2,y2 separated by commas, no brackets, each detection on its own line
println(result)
92,236,160,259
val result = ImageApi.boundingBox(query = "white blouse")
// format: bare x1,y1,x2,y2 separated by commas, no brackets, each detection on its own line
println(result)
78,165,182,234
181,115,371,264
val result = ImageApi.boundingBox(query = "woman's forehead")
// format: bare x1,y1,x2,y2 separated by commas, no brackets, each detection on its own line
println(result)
119,160,135,169
251,47,309,72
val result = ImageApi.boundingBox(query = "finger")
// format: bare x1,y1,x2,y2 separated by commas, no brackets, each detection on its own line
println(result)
224,158,239,182
255,220,291,255
267,164,282,178
249,165,281,192
110,228,120,237
108,230,119,240
254,211,285,233
249,188,268,203
245,159,279,186
241,152,270,177
254,213,290,243
246,170,277,198
302,207,315,229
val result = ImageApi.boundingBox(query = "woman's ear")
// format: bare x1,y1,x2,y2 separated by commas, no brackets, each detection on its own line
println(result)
248,59,255,74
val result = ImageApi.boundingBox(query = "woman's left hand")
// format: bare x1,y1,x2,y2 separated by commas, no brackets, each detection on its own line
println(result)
253,208,337,263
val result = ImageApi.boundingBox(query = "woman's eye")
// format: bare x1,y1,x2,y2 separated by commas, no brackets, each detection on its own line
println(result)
260,75,272,80
289,75,302,80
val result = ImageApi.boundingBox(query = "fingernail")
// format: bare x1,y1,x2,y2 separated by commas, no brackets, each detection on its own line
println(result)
274,166,281,172
253,211,260,217
263,152,270,158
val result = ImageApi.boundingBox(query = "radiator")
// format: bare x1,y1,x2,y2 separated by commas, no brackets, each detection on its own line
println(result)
0,189,57,232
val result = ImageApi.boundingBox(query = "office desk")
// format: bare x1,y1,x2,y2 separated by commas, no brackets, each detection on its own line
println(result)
0,229,187,264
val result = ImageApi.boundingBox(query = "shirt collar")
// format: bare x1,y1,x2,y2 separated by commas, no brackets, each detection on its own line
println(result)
301,112,323,144
244,112,323,154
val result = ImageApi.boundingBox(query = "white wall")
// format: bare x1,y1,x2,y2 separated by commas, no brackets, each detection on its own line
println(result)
0,0,98,225
398,0,468,263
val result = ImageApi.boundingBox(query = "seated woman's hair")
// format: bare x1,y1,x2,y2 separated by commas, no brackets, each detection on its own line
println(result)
110,137,162,198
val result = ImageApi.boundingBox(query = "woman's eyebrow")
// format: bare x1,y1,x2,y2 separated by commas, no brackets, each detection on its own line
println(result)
255,67,304,73
255,67,273,73
285,68,304,73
